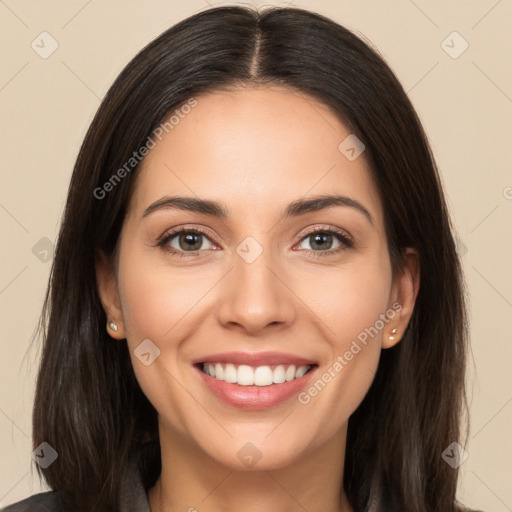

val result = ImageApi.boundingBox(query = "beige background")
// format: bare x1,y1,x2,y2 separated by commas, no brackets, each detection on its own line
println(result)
1,0,511,510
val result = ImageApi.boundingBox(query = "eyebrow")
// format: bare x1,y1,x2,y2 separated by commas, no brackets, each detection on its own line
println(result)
142,194,374,226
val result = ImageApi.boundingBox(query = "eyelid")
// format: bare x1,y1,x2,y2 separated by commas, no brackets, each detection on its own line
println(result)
156,225,219,250
296,224,352,245
156,224,353,257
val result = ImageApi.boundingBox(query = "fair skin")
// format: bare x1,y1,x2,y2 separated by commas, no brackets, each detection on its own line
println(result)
96,86,419,512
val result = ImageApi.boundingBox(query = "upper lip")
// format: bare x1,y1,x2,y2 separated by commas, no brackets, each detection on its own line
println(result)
192,351,317,367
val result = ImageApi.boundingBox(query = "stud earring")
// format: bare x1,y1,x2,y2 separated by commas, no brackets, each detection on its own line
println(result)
107,320,118,332
388,328,397,341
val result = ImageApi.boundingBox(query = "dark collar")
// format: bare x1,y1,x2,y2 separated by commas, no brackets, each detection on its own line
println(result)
119,458,152,512
117,439,161,512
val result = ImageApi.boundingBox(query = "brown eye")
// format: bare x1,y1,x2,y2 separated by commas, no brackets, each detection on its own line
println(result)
295,228,353,257
157,227,216,257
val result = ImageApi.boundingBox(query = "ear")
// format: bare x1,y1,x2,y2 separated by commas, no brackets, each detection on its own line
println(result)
95,249,126,339
382,247,420,349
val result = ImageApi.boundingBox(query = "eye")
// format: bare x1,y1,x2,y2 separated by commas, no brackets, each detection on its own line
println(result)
156,226,353,259
295,227,353,257
157,227,217,258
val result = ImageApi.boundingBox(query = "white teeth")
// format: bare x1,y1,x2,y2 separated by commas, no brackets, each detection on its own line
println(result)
237,365,254,385
254,366,273,386
273,365,286,383
224,363,237,383
215,363,224,380
295,365,308,378
201,363,312,386
285,365,296,381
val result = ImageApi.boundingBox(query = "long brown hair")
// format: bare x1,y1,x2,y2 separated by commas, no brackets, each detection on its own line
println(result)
30,5,471,511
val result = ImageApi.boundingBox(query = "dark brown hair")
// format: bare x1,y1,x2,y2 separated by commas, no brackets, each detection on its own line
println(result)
30,5,471,512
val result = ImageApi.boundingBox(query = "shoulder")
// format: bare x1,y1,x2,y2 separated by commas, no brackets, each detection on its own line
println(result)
458,506,486,512
1,491,65,512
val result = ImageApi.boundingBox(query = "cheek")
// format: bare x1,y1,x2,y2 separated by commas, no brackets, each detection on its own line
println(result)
115,242,222,407
118,265,172,344
117,242,210,345
294,249,392,422
116,248,201,430
297,249,392,347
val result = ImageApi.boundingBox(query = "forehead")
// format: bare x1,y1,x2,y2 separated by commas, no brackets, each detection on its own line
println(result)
129,86,384,230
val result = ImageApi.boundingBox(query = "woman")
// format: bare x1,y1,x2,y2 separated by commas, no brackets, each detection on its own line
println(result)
2,5,481,512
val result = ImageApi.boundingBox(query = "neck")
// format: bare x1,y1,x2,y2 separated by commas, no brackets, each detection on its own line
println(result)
148,421,353,512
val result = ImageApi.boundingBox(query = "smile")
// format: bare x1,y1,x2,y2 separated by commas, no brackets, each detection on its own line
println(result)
193,352,319,409
199,362,315,387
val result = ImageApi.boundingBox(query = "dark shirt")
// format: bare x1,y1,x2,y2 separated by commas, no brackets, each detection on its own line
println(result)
1,449,485,512
0,458,151,512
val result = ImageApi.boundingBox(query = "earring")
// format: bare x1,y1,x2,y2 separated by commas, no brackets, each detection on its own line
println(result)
107,320,119,332
388,328,397,341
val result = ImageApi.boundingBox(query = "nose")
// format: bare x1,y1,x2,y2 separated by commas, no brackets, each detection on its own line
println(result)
216,242,297,335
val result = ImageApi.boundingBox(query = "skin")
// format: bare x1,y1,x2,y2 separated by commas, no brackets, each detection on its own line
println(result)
96,85,420,512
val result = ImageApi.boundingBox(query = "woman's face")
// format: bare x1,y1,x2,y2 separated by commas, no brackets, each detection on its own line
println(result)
97,85,417,470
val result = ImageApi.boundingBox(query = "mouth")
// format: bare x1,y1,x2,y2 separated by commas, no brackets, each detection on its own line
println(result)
192,352,319,409
195,362,318,387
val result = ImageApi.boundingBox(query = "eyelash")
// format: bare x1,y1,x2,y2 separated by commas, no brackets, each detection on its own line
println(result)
156,225,353,259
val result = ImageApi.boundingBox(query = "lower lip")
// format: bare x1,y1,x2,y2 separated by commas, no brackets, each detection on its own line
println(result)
195,365,318,410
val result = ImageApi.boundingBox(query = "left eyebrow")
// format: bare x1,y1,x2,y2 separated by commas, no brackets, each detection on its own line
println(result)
283,194,374,226
142,193,374,226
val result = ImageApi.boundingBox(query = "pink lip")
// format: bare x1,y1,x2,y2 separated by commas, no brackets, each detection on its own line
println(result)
193,361,318,410
192,351,317,367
